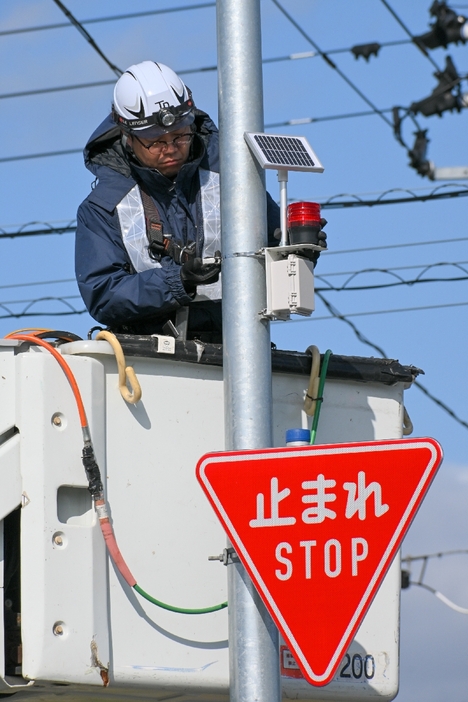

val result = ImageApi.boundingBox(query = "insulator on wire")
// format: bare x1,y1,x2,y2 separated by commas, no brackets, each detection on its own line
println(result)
410,55,463,117
414,0,468,50
351,42,381,61
408,129,435,178
392,107,403,141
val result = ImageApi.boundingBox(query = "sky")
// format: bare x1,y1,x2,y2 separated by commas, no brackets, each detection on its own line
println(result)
0,0,467,700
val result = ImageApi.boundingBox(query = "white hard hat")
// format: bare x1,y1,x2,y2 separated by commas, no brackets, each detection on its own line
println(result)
112,61,195,138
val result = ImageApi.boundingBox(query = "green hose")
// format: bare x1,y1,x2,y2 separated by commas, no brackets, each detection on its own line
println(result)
310,349,332,445
133,354,334,613
133,584,228,614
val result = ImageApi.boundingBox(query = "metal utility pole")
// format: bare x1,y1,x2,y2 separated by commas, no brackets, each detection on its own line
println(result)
216,1,281,701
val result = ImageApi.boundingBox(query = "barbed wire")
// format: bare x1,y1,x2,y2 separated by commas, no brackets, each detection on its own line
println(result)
307,299,468,321
2,260,468,296
0,221,77,238
316,262,468,291
319,184,468,209
0,296,86,319
321,259,468,277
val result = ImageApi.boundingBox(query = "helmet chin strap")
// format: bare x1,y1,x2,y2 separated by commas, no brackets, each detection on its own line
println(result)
121,133,130,151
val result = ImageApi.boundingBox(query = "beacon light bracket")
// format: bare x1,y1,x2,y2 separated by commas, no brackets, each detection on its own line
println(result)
244,132,324,320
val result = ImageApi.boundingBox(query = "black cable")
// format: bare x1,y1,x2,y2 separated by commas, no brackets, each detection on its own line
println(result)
51,0,122,77
0,41,416,102
0,221,76,238
0,80,117,101
4,260,468,295
0,309,87,320
270,0,398,136
311,299,468,319
315,291,468,431
379,0,441,71
326,236,468,257
402,549,468,563
413,380,468,430
321,259,468,278
0,277,75,290
4,196,468,242
0,296,86,319
316,267,468,292
266,108,394,128
0,149,81,164
0,294,80,306
0,3,216,37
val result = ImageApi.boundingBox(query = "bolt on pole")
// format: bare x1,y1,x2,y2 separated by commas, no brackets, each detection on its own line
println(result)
216,1,281,701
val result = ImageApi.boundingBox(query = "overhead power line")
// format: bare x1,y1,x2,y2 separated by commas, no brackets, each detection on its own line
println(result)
0,309,87,321
402,550,468,615
4,260,468,294
316,262,468,291
266,108,394,128
5,261,468,290
5,190,468,242
326,235,468,257
0,222,76,238
320,185,468,209
308,299,468,321
0,296,86,320
320,259,468,277
0,149,81,164
0,277,75,290
0,3,216,37
51,0,122,76
402,549,468,564
379,0,441,70
315,291,468,431
0,40,415,102
270,0,398,135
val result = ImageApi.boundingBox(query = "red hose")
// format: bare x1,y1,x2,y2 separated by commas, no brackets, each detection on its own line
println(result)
97,508,137,586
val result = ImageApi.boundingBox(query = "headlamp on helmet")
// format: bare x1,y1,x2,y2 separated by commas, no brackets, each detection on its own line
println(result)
112,97,194,132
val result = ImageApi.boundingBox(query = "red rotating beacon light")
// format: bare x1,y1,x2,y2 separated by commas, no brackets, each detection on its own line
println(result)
287,201,321,245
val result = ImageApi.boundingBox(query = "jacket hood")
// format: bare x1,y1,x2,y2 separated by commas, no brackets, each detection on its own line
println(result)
83,109,219,181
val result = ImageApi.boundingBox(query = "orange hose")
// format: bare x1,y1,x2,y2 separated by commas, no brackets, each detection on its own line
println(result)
9,334,88,427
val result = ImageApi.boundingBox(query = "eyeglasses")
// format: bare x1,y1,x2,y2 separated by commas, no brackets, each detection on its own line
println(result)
132,132,194,154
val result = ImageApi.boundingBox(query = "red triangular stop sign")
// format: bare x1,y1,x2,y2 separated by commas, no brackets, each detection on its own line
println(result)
196,437,442,686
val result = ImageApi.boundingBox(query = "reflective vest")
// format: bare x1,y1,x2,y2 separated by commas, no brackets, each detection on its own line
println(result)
116,168,221,300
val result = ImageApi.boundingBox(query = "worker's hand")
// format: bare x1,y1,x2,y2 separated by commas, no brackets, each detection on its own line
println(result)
306,218,328,266
317,218,328,249
180,257,221,293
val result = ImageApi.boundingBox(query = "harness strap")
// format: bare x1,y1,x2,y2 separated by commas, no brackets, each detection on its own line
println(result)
138,184,196,265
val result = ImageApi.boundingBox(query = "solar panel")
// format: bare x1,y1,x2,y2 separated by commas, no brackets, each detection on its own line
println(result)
244,132,324,173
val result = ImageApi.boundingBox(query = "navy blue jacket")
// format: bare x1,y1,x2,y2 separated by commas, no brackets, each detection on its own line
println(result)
76,110,280,333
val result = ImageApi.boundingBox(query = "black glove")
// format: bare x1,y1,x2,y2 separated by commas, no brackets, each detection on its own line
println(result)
304,218,328,266
273,218,328,247
180,257,221,294
316,217,328,248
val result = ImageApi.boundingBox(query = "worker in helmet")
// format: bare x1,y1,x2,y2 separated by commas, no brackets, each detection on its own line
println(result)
75,60,281,341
